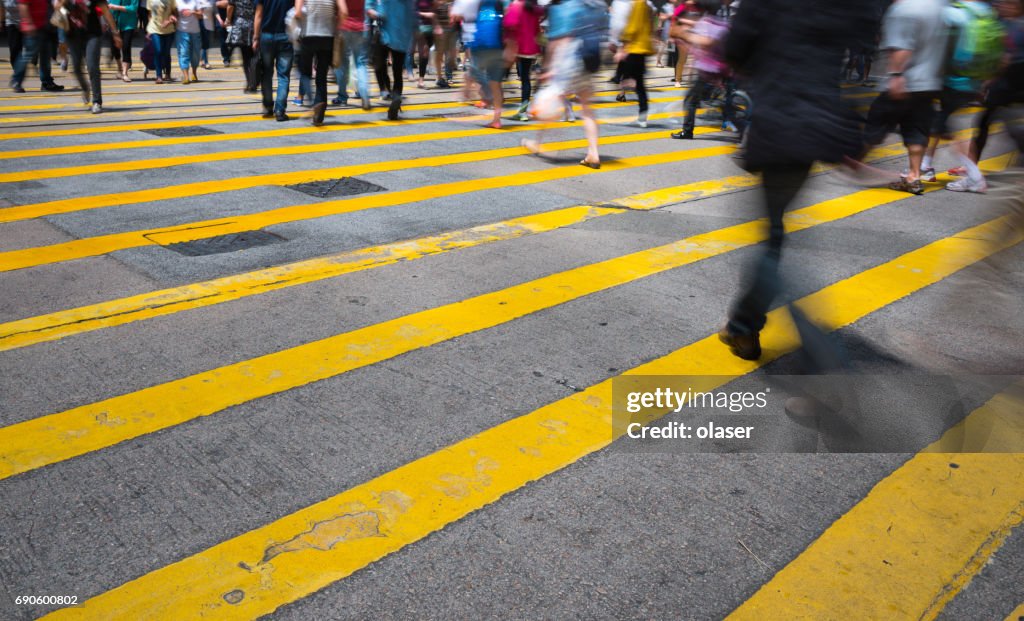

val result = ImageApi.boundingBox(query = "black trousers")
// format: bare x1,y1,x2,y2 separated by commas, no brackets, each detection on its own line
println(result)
727,163,812,336
620,53,648,113
298,36,333,106
373,45,405,99
517,57,533,101
6,24,22,71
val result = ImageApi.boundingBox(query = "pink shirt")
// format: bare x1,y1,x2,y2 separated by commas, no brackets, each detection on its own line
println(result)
503,0,543,57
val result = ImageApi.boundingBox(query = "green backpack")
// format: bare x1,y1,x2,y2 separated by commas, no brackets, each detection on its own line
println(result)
948,1,1006,80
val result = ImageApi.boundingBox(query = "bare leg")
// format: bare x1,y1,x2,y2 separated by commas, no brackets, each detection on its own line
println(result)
579,90,599,165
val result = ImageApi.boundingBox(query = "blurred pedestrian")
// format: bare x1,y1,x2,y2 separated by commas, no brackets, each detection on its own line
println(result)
147,0,177,83
504,0,544,121
63,0,122,112
176,0,203,82
610,0,655,128
295,0,345,124
717,0,870,362
109,0,138,80
226,0,257,90
10,0,65,92
522,0,606,167
367,0,415,119
253,0,296,120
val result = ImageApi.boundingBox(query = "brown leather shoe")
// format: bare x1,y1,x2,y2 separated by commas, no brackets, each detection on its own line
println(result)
718,326,762,361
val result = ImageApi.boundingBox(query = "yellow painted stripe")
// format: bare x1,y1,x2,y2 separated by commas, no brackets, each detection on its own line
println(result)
0,139,734,273
3,158,1000,481
0,135,948,353
0,94,679,140
38,213,1024,621
1006,603,1024,620
0,136,970,352
727,381,1024,621
0,108,689,183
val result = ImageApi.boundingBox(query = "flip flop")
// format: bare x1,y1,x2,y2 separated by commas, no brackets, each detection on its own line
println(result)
579,159,600,169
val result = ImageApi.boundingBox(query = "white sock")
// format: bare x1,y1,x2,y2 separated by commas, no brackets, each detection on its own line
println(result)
922,155,933,170
960,153,984,183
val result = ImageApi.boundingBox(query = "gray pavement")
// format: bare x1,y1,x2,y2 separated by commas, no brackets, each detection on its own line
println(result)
0,46,1022,621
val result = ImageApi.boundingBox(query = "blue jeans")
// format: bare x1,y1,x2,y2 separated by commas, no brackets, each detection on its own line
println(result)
177,30,201,71
152,32,174,78
13,30,54,87
260,32,294,113
336,30,369,101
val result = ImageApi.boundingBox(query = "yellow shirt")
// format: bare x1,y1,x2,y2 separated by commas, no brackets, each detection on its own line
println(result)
621,0,655,56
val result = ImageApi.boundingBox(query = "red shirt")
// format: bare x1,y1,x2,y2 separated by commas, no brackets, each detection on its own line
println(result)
18,0,50,31
341,0,365,31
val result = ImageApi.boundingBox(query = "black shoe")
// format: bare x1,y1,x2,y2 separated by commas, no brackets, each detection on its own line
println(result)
615,93,626,102
381,91,392,101
275,110,290,122
311,102,326,126
671,129,694,140
12,84,25,93
41,82,64,92
261,105,274,118
718,326,761,361
387,97,401,120
436,78,449,88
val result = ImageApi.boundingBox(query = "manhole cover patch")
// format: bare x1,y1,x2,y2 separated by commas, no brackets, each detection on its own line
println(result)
163,230,286,256
286,177,387,199
142,127,224,137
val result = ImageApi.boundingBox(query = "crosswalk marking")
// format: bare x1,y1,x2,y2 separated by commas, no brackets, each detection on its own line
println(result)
0,110,701,183
0,146,1002,353
0,93,682,140
727,380,1024,620
35,214,1023,620
4,155,1006,481
0,142,736,272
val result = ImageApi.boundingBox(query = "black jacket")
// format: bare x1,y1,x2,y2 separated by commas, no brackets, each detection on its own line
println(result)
726,0,876,170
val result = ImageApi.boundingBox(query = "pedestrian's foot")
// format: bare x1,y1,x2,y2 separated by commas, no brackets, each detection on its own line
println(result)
521,138,541,155
381,91,392,101
674,81,682,88
887,177,924,195
311,102,327,126
579,158,601,169
262,105,274,118
91,103,102,114
192,71,199,81
636,113,648,128
361,96,371,111
945,177,987,193
615,93,627,102
155,77,163,84
436,78,449,88
223,59,231,67
417,79,425,88
182,75,192,85
512,112,529,121
41,82,64,91
671,129,693,139
122,72,132,82
331,96,346,105
275,110,290,122
718,326,761,361
947,166,967,176
901,167,936,182
203,63,212,70
486,120,502,129
387,97,401,120
11,83,25,93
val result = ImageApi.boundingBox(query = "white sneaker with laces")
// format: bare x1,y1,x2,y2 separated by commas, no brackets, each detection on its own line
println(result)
91,103,101,114
900,167,936,182
946,177,987,193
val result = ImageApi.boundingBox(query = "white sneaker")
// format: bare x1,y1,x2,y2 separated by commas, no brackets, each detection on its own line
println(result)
900,167,936,182
674,81,682,88
945,177,987,193
636,113,648,128
91,103,101,114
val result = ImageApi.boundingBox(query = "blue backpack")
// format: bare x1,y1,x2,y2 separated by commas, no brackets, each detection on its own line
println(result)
474,0,504,49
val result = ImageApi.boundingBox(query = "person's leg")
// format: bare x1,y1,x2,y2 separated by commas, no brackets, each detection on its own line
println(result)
123,30,134,71
68,34,88,100
390,47,404,99
679,76,707,134
334,35,350,103
345,30,370,105
518,57,532,103
315,41,331,103
11,31,37,88
674,44,687,84
200,20,210,65
416,31,428,85
260,33,275,111
630,54,648,118
240,44,254,90
724,162,812,354
191,31,202,74
86,34,102,105
579,88,600,165
177,31,190,76
152,32,165,80
372,36,391,97
36,28,54,86
110,31,124,77
7,25,23,73
275,34,294,114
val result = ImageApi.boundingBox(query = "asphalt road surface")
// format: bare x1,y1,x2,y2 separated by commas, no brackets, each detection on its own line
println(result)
0,48,1023,621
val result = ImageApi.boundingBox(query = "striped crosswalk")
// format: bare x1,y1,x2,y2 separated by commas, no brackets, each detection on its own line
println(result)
1,64,1022,621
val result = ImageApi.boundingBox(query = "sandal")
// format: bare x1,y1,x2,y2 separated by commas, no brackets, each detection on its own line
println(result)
486,120,502,129
579,159,600,169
